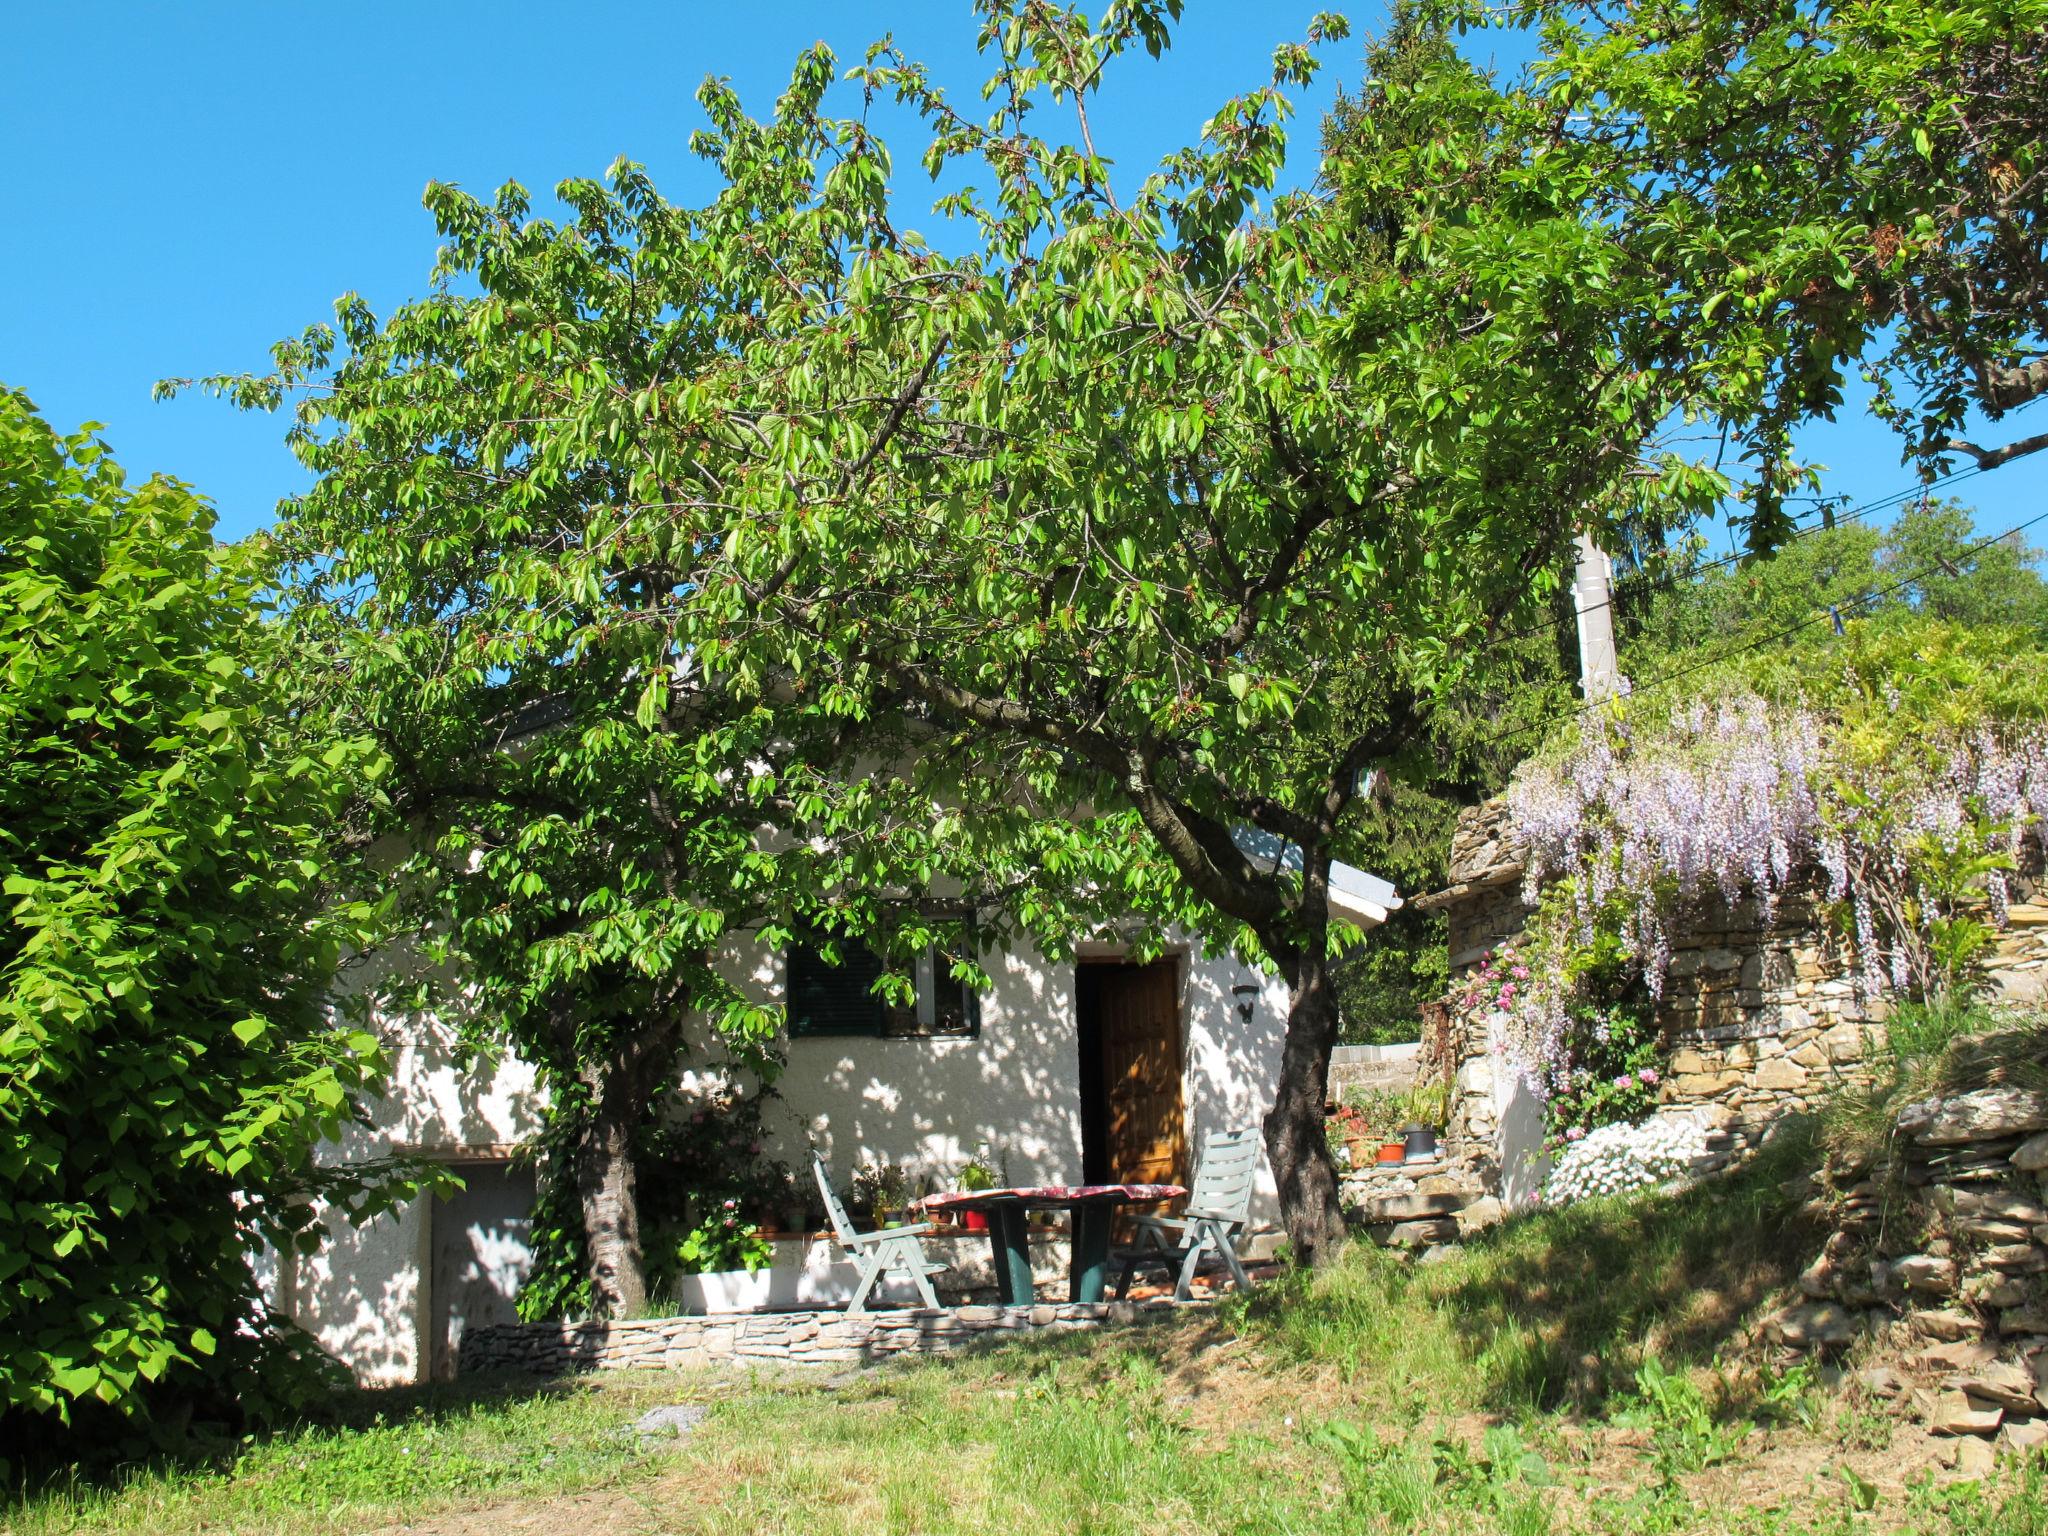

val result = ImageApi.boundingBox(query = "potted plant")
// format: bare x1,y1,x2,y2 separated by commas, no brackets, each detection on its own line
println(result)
1340,1088,1403,1163
1401,1081,1449,1163
852,1162,912,1226
957,1141,999,1232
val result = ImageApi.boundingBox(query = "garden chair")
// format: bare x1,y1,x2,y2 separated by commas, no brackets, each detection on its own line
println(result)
1111,1126,1260,1301
810,1150,947,1313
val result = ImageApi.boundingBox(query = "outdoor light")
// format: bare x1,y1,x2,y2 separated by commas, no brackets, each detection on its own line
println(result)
1230,982,1259,1021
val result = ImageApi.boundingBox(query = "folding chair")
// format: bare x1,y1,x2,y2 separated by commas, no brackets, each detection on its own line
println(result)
811,1150,947,1313
1112,1127,1260,1301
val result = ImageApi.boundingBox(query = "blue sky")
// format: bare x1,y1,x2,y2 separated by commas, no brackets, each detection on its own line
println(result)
2,1,2040,552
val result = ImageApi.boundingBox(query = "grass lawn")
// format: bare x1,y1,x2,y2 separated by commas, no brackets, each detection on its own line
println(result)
9,1148,2045,1536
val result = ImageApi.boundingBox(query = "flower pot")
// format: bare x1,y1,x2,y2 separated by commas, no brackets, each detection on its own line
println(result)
1402,1124,1439,1163
963,1209,989,1232
1375,1142,1406,1165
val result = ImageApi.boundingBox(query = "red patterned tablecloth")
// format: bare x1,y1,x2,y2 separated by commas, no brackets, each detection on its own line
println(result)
916,1182,1183,1212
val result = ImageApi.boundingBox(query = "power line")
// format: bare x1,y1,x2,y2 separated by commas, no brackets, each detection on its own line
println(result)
1471,502,2048,760
1489,460,1992,649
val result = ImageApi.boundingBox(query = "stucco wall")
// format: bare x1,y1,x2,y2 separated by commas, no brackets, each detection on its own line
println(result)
269,988,545,1386
739,934,1294,1228
279,928,1298,1384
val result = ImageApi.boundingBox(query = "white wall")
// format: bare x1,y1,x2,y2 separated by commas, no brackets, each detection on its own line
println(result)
285,925,1309,1382
270,962,547,1386
765,935,1294,1230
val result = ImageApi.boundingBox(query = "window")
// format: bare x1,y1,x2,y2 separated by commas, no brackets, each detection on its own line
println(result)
785,938,981,1039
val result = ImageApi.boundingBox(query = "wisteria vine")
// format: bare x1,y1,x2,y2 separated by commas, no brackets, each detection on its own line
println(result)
1487,685,2048,1101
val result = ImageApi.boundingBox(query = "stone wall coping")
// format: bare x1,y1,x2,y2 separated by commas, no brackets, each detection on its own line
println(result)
1332,1042,1422,1064
1413,866,1526,913
458,1298,1192,1378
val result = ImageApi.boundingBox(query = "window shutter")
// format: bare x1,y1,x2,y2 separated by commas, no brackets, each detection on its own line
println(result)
786,942,886,1037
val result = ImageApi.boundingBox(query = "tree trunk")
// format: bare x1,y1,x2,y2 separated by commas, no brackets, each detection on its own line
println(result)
574,1010,682,1317
576,1105,648,1317
1263,938,1350,1266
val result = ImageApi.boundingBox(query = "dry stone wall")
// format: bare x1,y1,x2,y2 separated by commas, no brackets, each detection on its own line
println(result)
1414,799,2048,1170
459,1299,1180,1376
1765,1087,2048,1467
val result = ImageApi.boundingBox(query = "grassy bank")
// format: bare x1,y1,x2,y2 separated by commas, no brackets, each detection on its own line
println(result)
9,1148,2045,1536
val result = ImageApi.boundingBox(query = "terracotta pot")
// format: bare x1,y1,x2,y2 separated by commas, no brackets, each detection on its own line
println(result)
1375,1142,1406,1165
963,1210,989,1233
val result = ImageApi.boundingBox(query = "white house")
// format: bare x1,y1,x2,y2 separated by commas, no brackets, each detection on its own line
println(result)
264,865,1400,1384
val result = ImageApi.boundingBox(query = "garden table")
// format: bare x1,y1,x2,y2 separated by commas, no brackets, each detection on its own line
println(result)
915,1183,1185,1305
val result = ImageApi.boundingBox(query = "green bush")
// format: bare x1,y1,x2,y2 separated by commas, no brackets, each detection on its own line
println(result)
0,389,417,1461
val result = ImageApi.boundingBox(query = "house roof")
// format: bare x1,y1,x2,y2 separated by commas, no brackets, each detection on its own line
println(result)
1229,827,1402,929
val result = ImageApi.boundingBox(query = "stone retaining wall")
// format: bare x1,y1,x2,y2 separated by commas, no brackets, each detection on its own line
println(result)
1328,1042,1421,1102
459,1298,1181,1376
1413,799,2048,1176
1764,1085,2048,1469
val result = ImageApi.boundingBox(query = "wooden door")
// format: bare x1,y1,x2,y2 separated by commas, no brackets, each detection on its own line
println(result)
1095,959,1186,1187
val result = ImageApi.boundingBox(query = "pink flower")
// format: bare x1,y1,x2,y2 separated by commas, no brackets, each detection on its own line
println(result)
1613,1074,1634,1090
1511,965,1530,980
1498,983,1517,1002
1565,1125,1585,1142
1638,1068,1660,1085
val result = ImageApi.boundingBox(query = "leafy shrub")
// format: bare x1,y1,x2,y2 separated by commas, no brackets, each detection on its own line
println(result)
0,390,418,1459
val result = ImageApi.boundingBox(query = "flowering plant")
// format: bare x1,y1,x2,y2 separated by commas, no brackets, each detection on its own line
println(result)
1541,1003,1660,1151
1508,626,2048,1008
1542,1114,1711,1206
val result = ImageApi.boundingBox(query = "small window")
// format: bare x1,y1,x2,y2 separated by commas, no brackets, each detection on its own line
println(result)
786,938,980,1039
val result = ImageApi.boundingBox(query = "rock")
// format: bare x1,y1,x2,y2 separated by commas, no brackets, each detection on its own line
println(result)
1857,1364,1905,1398
1911,1308,1984,1342
1766,1302,1859,1351
1417,1244,1461,1265
1949,1361,2041,1414
1416,1172,1486,1198
633,1403,708,1439
1940,1187,2048,1226
2002,1418,2048,1455
1898,1088,2048,1146
1376,1217,1460,1247
1919,1338,1999,1372
1455,1197,1505,1235
1974,1277,2035,1310
1960,1219,2039,1244
2002,1305,2048,1335
1928,1389,2004,1437
2014,1132,2048,1172
1895,1254,1961,1296
1980,1244,2048,1274
1799,1254,1844,1299
1357,1192,1466,1223
1954,1436,1998,1476
1752,1058,1810,1092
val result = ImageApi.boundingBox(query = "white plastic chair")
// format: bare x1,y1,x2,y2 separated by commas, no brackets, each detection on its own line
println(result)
811,1151,947,1313
1112,1126,1260,1301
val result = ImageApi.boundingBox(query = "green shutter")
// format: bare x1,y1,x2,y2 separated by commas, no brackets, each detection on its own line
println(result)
786,941,887,1037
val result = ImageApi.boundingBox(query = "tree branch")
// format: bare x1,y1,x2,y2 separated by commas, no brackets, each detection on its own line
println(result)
1945,429,2048,471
